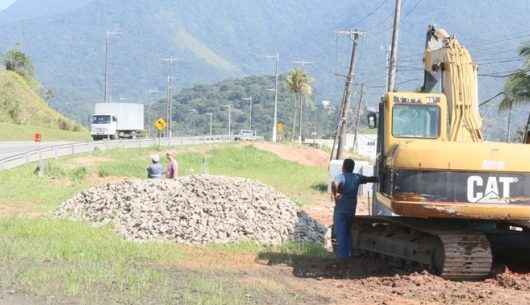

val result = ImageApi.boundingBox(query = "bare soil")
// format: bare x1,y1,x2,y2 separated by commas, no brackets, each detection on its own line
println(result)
0,201,42,218
252,144,530,305
169,199,530,305
253,142,330,168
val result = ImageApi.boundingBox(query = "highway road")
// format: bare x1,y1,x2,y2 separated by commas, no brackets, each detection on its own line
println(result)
0,141,75,160
0,136,233,171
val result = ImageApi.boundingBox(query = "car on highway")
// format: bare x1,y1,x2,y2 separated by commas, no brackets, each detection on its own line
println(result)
234,129,258,141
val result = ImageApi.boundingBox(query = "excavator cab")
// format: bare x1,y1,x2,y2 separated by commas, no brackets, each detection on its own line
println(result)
369,92,449,216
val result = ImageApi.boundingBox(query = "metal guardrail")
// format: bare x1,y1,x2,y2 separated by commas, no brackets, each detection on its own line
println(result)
0,135,233,171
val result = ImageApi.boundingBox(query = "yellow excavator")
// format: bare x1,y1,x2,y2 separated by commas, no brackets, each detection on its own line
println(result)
356,25,530,280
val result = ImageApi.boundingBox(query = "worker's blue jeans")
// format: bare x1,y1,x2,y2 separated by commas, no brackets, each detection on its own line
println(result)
334,212,354,259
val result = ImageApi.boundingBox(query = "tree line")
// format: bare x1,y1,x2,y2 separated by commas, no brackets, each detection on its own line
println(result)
149,71,339,141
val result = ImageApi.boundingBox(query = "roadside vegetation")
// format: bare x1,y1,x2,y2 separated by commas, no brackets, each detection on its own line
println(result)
0,144,330,304
0,122,90,141
0,49,86,140
0,144,327,213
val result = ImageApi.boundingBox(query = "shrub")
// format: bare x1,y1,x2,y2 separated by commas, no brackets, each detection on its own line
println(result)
46,162,67,179
70,167,88,183
97,167,110,178
58,120,71,131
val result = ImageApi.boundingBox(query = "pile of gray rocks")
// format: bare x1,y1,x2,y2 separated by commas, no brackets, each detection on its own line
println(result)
56,175,325,245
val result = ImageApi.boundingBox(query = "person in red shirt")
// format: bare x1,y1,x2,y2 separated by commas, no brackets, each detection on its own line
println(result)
166,152,179,179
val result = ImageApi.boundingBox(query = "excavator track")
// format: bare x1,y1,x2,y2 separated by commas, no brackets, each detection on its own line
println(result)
351,217,493,280
435,233,492,280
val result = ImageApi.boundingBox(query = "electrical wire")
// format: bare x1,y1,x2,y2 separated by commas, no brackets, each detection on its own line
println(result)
479,68,530,79
479,92,505,107
403,0,424,19
477,58,522,66
352,0,388,27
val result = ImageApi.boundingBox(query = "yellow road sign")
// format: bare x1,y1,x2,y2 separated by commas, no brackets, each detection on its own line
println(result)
155,118,167,131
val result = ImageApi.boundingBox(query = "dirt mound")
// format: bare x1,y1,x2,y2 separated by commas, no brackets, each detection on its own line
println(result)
55,175,326,245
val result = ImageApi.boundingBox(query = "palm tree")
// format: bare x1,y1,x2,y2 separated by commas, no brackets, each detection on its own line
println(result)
499,42,530,142
286,68,313,143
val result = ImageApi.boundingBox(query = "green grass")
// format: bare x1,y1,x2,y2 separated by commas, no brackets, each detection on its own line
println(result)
0,122,89,141
0,144,328,213
0,144,329,304
0,70,85,134
0,218,323,304
204,146,327,205
0,158,97,213
95,145,328,206
0,218,178,304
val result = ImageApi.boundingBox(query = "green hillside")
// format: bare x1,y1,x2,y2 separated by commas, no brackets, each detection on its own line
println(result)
0,70,88,141
157,74,339,140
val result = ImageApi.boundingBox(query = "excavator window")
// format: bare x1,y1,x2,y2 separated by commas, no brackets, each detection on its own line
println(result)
392,104,440,139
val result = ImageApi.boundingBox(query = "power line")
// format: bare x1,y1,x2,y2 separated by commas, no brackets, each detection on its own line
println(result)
366,78,420,89
477,57,522,66
352,0,388,27
479,68,530,78
479,92,505,107
465,30,530,47
474,49,520,60
403,0,424,19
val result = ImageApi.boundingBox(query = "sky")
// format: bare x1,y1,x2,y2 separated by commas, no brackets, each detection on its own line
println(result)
0,0,15,10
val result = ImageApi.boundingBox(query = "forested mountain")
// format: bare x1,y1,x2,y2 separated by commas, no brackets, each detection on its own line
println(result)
152,74,338,140
0,0,529,139
0,0,92,24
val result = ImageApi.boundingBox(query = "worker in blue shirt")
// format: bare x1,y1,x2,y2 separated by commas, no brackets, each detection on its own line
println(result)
331,159,378,259
147,154,164,179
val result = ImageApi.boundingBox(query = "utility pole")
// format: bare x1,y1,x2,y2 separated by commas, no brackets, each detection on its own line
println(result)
224,105,232,138
162,57,177,138
384,44,391,92
387,0,402,92
207,113,213,137
104,31,120,103
331,29,364,160
352,83,365,153
265,54,280,143
242,97,253,130
229,105,232,138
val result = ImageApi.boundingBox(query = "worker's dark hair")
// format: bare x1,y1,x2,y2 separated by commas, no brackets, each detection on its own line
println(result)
343,159,355,173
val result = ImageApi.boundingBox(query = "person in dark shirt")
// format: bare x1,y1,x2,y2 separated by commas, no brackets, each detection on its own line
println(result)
331,158,378,259
147,154,164,179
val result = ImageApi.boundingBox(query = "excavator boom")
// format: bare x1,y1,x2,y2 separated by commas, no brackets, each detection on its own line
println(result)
422,25,483,142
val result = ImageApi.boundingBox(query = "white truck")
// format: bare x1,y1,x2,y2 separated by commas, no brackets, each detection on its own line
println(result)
91,103,144,140
234,129,258,141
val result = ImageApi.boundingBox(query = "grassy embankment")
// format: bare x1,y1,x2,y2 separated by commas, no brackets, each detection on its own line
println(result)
0,70,89,141
0,122,90,142
0,144,330,305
